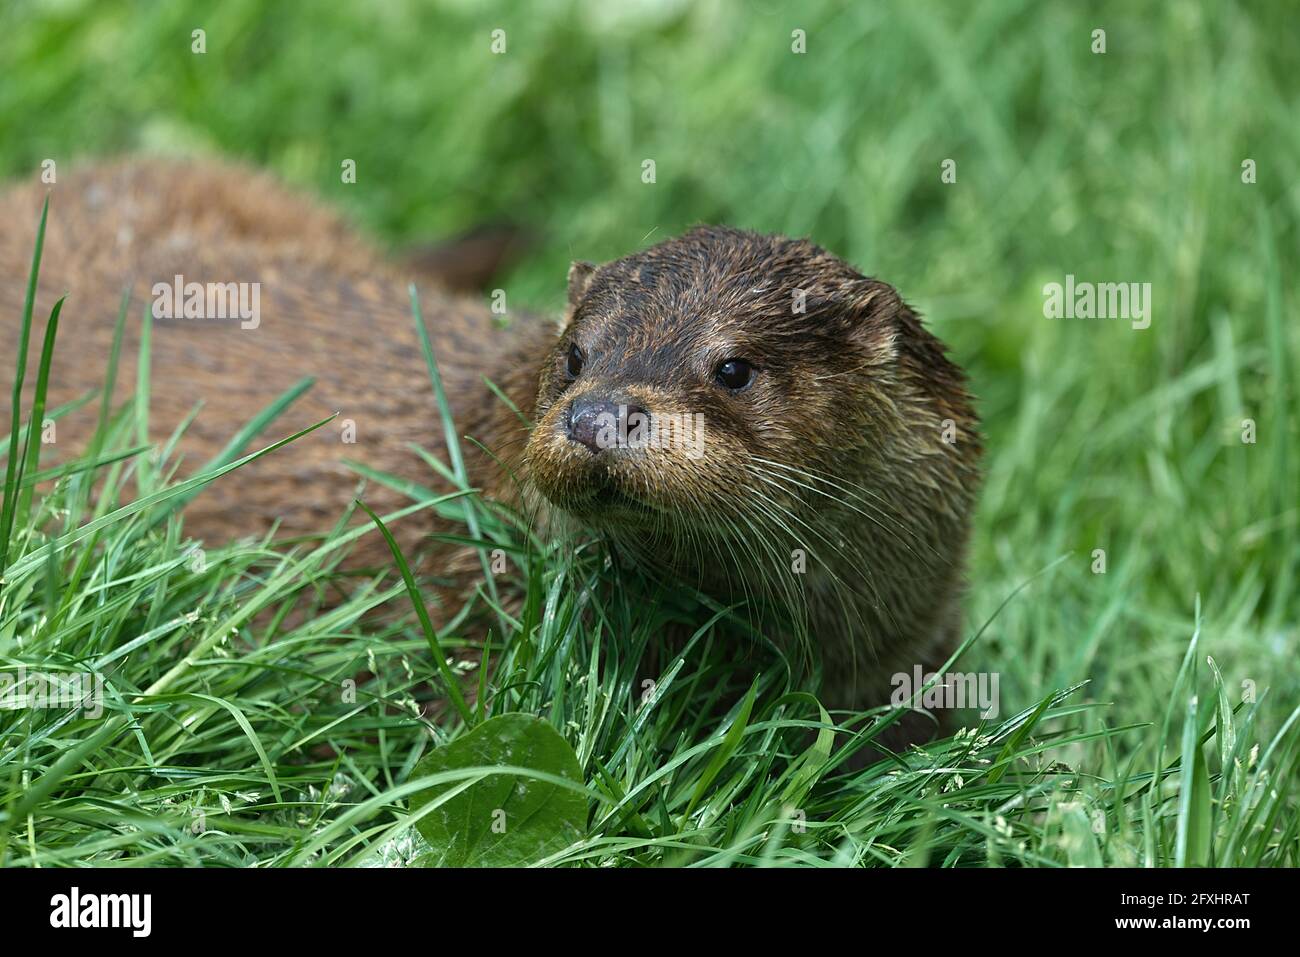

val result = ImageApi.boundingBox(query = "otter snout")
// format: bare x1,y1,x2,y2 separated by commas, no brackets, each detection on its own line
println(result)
565,397,650,453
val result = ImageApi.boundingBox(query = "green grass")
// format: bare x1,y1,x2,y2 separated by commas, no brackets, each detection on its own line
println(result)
0,0,1297,866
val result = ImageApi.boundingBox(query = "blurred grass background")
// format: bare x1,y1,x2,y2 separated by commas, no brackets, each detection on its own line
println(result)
1,0,1296,750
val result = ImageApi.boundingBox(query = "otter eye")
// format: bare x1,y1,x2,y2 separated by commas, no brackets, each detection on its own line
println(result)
715,358,755,391
565,344,585,379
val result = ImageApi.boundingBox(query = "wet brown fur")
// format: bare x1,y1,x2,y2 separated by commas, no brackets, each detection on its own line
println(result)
0,159,981,733
0,158,550,571
527,227,983,728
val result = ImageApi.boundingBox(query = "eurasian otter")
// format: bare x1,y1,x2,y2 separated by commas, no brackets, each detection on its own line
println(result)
0,159,981,724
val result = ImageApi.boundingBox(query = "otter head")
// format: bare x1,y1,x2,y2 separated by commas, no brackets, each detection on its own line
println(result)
523,226,978,606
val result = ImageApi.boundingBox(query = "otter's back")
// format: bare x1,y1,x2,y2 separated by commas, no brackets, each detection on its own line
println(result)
0,159,521,555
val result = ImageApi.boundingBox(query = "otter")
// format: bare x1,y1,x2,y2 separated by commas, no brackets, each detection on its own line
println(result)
0,159,981,727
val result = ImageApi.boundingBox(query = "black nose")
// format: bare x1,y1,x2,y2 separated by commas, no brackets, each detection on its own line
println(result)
566,398,650,453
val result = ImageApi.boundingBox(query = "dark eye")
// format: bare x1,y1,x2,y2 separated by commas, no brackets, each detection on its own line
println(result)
565,343,585,379
715,358,755,391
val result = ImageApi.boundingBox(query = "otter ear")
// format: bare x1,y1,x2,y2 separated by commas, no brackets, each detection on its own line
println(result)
848,278,905,324
833,278,912,360
813,277,902,331
567,261,597,307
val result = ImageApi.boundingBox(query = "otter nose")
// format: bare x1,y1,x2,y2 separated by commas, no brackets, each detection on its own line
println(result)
566,398,649,453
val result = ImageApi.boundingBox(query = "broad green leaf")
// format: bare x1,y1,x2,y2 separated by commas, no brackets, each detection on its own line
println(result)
411,713,586,867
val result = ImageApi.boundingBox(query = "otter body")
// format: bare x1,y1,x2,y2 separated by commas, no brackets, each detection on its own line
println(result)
0,160,546,565
0,160,981,724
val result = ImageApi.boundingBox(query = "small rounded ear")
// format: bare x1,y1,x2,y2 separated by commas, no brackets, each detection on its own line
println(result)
832,278,913,364
849,278,905,324
815,277,906,338
567,261,597,307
